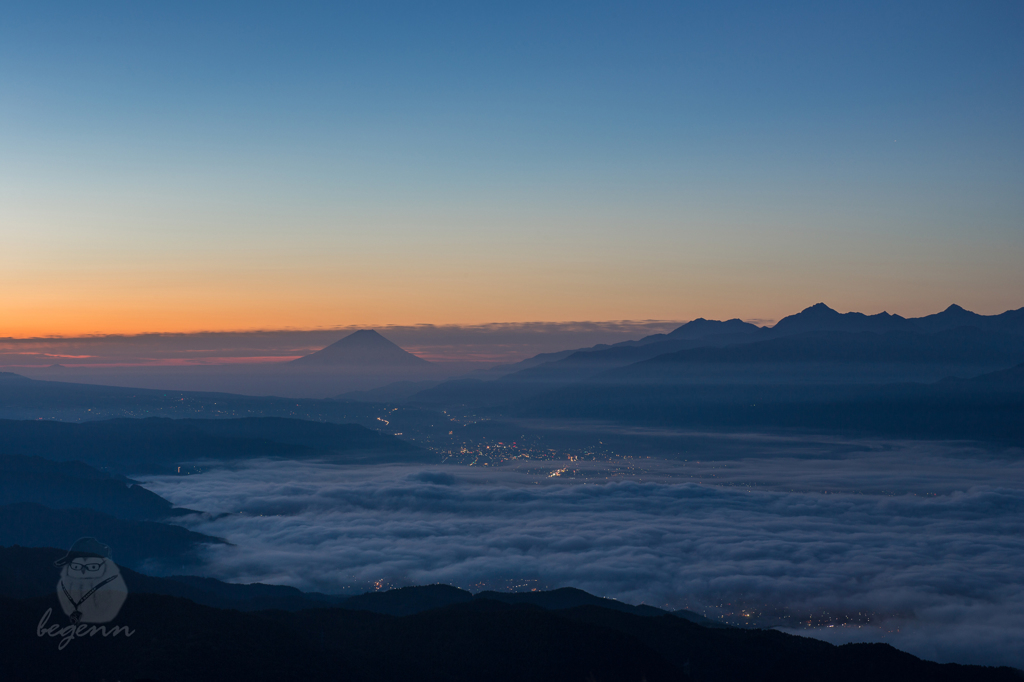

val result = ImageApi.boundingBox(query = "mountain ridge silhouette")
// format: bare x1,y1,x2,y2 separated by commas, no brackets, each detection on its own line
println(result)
291,329,431,367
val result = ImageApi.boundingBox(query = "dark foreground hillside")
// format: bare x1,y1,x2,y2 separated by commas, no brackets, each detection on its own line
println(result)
2,592,1019,682
1,551,1019,682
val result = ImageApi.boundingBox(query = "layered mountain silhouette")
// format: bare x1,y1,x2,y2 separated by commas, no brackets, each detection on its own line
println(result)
404,303,1024,444
514,373,1024,444
409,304,1024,409
0,417,428,474
291,329,431,367
946,361,1024,387
0,503,224,569
617,327,1024,377
0,453,194,521
411,320,765,405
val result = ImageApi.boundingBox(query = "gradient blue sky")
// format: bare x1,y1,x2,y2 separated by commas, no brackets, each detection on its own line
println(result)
2,1,1021,335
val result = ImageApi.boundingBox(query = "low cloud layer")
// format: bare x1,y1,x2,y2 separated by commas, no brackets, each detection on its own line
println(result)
0,320,687,366
142,447,1024,669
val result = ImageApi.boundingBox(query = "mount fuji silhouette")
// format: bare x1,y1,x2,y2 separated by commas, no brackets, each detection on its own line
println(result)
290,330,431,367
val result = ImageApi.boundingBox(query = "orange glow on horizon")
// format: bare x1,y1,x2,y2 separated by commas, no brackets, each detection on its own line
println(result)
0,356,302,368
2,249,1021,338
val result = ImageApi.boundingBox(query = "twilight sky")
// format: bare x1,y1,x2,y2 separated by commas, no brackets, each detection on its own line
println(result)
2,1,1022,336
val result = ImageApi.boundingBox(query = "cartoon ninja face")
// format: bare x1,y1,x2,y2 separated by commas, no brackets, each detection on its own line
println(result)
68,557,109,579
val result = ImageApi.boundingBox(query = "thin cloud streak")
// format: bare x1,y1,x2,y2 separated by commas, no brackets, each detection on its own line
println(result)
0,320,690,366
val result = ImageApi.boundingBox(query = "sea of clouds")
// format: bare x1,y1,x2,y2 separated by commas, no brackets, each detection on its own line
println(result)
143,445,1024,669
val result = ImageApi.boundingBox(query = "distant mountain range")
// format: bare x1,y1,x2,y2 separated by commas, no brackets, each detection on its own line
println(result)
2,302,1022,448
405,303,1024,408
766,303,1024,336
0,371,430,428
550,302,1024,363
382,303,1024,446
0,417,429,475
291,329,432,367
